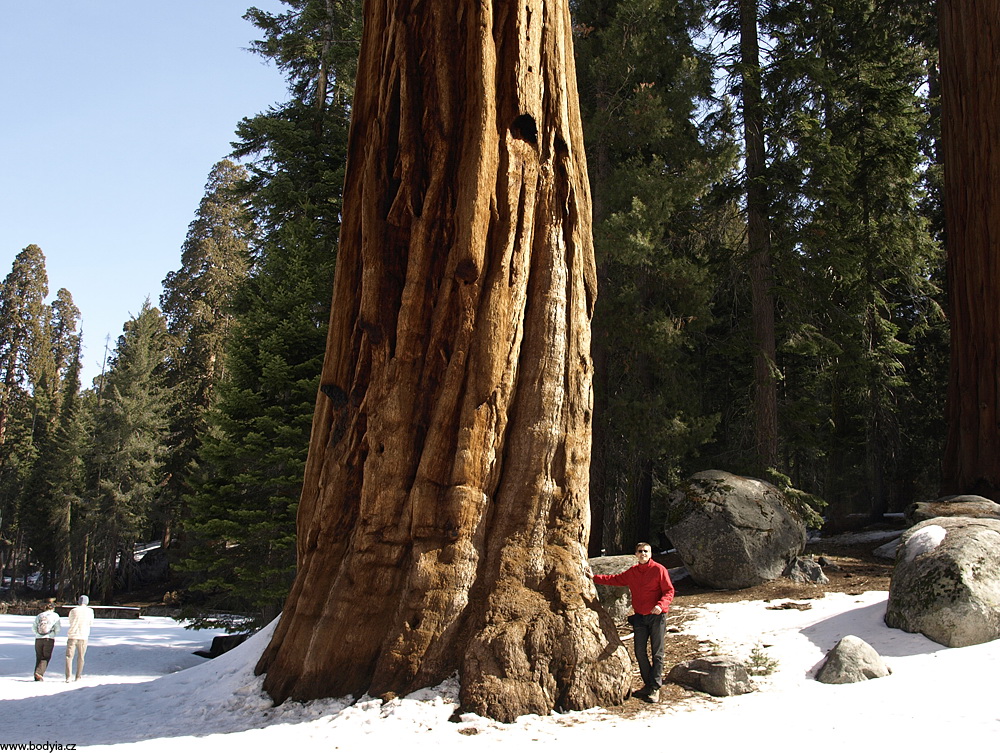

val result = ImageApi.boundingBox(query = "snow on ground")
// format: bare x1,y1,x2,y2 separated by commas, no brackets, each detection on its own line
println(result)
2,592,998,751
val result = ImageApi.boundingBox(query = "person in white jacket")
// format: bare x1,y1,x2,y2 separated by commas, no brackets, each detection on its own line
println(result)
65,595,95,681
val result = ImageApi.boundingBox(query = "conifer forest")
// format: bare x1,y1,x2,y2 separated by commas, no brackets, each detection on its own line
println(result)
0,0,983,633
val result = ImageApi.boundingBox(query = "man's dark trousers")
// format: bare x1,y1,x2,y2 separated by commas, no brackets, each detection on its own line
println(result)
628,613,666,689
34,637,54,678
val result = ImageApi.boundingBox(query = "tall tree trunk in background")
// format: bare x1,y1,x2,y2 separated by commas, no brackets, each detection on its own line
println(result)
740,0,778,473
255,0,630,721
585,67,613,557
0,369,14,449
588,126,612,557
634,457,653,544
939,0,1000,498
589,308,609,555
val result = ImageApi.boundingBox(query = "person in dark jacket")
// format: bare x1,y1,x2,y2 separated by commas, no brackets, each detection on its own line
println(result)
589,542,674,703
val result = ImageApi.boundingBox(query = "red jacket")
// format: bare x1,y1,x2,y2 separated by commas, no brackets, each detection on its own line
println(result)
593,560,674,615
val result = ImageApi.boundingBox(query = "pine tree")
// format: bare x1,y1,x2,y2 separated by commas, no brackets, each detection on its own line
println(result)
762,0,941,516
85,302,170,601
23,339,86,597
574,0,736,550
179,241,332,628
0,245,49,449
0,245,50,587
179,0,359,627
20,289,82,591
894,6,947,503
159,159,253,548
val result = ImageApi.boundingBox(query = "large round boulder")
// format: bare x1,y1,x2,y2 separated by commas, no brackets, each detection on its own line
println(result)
588,555,636,623
885,517,1000,647
663,470,807,589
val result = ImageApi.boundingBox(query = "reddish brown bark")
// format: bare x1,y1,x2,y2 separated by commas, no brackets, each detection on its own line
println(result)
939,0,1000,498
255,0,630,721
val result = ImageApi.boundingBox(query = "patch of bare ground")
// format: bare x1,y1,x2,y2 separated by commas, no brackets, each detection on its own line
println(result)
605,540,894,719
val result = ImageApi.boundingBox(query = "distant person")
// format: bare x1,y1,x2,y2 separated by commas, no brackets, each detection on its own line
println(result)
588,542,674,703
32,598,61,681
65,595,95,682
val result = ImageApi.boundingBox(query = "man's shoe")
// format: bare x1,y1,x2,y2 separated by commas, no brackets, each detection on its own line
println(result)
644,688,660,703
33,674,42,682
632,685,651,698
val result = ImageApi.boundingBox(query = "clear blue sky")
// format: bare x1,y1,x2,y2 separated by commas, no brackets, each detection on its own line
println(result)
1,0,290,387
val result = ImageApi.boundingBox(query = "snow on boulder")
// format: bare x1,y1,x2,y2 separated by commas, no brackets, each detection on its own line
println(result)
815,635,891,684
663,470,807,589
885,517,1000,648
902,524,946,562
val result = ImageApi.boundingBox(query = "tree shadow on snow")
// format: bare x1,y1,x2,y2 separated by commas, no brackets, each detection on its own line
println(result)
0,671,347,746
0,643,207,680
798,599,947,663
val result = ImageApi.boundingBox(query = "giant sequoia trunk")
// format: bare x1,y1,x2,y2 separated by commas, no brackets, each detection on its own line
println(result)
939,0,1000,498
255,0,631,721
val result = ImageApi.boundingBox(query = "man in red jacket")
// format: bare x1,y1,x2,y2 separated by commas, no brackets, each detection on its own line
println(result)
590,542,674,703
